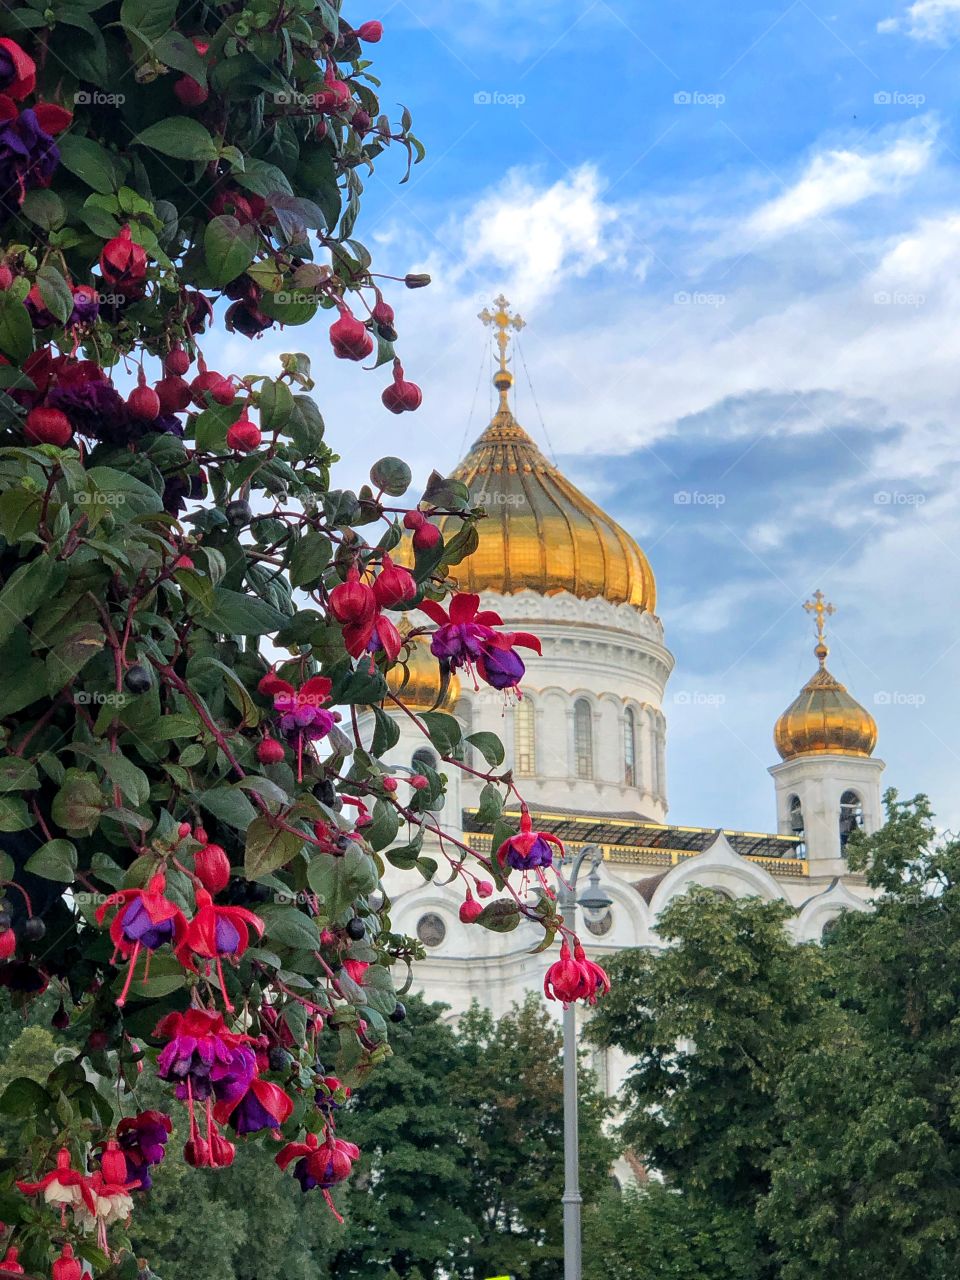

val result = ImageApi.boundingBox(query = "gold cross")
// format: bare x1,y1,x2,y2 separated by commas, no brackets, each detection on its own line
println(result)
803,589,835,645
479,294,525,378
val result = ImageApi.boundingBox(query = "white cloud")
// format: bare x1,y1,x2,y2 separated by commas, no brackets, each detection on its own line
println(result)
744,125,935,238
878,0,960,43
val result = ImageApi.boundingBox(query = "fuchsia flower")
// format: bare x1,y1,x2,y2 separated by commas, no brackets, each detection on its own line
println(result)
175,890,264,1012
495,808,564,892
96,873,187,1006
216,1076,293,1136
0,38,35,99
115,1110,172,1189
419,593,540,691
276,1131,359,1218
17,1147,96,1221
17,1147,135,1249
259,669,335,781
544,939,611,1008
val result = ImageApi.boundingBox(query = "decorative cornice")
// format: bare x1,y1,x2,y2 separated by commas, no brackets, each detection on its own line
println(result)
480,590,667,644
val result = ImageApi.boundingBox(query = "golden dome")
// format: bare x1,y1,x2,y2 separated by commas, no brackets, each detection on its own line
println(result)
385,629,460,713
435,410,656,609
774,592,877,761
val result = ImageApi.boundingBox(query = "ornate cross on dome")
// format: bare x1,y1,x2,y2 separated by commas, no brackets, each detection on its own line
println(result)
479,295,525,409
804,590,835,665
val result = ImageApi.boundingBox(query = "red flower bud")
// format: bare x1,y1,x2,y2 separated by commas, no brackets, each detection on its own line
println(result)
315,119,328,141
403,510,424,530
173,554,195,570
373,554,416,607
409,774,428,790
127,384,160,421
24,406,71,446
476,879,494,898
0,264,13,290
165,346,191,375
183,1137,212,1167
0,928,14,960
174,75,208,107
382,776,398,793
178,821,192,838
226,416,261,451
257,737,286,764
191,370,235,407
155,375,192,414
194,843,231,894
210,1133,236,1167
194,826,208,844
329,307,373,361
52,1244,82,1280
100,225,147,287
0,1245,23,1275
356,20,383,41
381,358,422,414
100,1139,127,1184
329,565,377,625
459,894,483,923
413,521,441,550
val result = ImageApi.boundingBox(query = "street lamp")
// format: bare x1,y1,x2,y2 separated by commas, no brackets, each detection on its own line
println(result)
556,844,612,1280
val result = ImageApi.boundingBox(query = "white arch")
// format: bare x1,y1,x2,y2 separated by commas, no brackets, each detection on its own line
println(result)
648,832,789,925
791,877,871,943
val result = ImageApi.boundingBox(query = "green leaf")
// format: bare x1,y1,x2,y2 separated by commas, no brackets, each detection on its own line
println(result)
258,902,320,950
195,587,289,636
306,845,379,920
0,626,46,718
120,0,177,46
420,711,462,755
51,769,105,834
244,816,305,879
0,756,40,792
259,292,317,326
152,30,207,83
0,1076,50,1116
204,214,257,288
259,377,294,432
288,394,325,453
466,731,506,767
477,781,504,824
476,900,521,933
45,621,103,694
36,262,74,324
72,744,150,806
0,557,68,646
21,188,65,231
134,117,218,162
199,785,258,831
83,466,164,519
0,291,32,362
0,794,31,831
57,134,119,194
365,798,399,852
235,160,294,198
289,529,332,589
369,456,412,497
112,951,185,999
371,705,401,756
25,838,78,882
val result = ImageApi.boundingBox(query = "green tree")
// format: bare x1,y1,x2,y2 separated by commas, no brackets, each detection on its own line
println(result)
583,1184,764,1280
331,997,475,1279
455,994,616,1280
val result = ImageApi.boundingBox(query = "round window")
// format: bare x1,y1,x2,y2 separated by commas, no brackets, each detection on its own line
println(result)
416,913,446,948
585,908,613,937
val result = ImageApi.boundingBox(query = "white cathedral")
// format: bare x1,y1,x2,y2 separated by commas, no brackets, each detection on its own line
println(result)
371,298,884,1091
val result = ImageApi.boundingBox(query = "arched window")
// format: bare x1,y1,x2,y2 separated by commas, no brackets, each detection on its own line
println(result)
412,747,437,774
789,795,806,857
839,790,863,850
574,699,593,780
820,915,840,941
623,707,637,786
514,698,536,776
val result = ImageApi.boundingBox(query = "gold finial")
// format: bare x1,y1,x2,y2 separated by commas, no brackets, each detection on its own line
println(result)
479,293,525,411
803,589,835,667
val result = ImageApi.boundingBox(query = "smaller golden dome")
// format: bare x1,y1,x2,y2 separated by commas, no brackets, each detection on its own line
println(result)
774,592,877,760
385,629,460,714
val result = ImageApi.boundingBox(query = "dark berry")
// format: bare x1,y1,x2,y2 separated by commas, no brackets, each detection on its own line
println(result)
52,1001,69,1030
389,1001,406,1024
268,1046,291,1072
124,665,152,694
346,917,365,941
23,916,45,941
225,499,252,527
314,779,338,808
312,1060,326,1075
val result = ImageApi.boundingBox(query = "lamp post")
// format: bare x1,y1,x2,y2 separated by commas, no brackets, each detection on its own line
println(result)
556,844,612,1280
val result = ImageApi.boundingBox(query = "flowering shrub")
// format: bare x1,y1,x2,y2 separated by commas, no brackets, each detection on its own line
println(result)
0,4,608,1276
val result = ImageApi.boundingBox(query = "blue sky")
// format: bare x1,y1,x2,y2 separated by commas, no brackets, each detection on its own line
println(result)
218,0,960,832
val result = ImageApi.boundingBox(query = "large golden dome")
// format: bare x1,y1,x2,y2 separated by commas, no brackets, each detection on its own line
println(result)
385,629,460,713
774,593,877,760
432,297,656,611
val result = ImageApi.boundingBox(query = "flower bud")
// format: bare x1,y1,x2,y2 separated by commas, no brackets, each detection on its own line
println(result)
191,370,235,407
381,776,397,793
100,1139,127,1185
52,1243,82,1280
257,737,286,764
24,406,71,446
155,375,192,414
174,75,208,107
413,521,441,550
404,273,431,289
373,554,416,607
381,358,422,414
165,346,191,376
459,895,483,923
329,565,377,625
329,307,374,361
100,225,147,287
127,384,160,421
409,774,428,790
356,20,383,41
476,879,494,898
0,928,15,960
226,416,261,451
194,843,231,894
